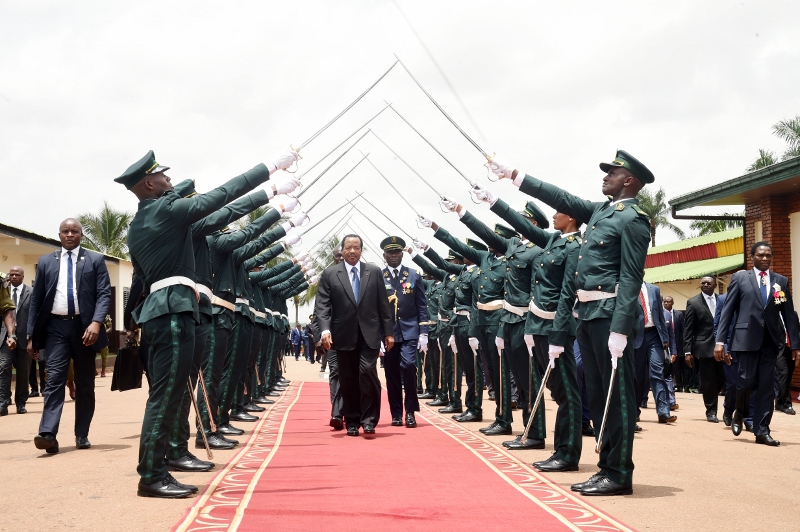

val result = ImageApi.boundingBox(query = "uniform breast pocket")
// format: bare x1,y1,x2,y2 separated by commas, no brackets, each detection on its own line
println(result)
583,274,617,293
510,259,529,271
548,253,565,266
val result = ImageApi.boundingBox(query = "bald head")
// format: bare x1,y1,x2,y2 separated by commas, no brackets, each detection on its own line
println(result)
7,266,24,287
59,218,82,250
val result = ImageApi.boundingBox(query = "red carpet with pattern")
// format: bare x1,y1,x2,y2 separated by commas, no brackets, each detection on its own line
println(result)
173,382,632,532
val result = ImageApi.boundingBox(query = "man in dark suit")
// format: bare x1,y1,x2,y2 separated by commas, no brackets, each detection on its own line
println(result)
716,242,800,446
663,296,688,394
27,219,112,453
1,267,31,415
713,292,741,427
684,275,725,423
380,236,428,429
315,234,394,436
0,274,17,416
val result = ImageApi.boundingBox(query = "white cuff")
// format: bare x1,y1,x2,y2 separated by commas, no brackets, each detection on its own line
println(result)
280,221,292,233
266,162,278,175
457,208,467,219
512,173,524,188
321,330,330,337
410,249,418,258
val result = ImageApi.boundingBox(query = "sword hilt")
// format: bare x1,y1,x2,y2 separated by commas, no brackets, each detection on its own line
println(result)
287,144,303,174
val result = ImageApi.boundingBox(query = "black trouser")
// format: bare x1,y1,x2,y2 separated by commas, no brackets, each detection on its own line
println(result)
533,334,582,463
415,347,424,392
326,349,343,418
454,325,481,415
736,333,779,436
437,326,459,406
503,320,543,438
257,327,274,397
238,324,262,408
39,317,96,438
577,318,636,487
473,322,499,417
384,339,420,418
198,309,233,438
698,356,725,414
29,358,46,393
672,355,690,390
492,330,514,428
424,335,440,396
338,328,381,428
138,313,194,484
218,314,253,424
774,344,795,408
0,346,30,407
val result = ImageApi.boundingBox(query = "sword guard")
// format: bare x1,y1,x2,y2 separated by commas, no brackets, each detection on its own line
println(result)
287,144,303,174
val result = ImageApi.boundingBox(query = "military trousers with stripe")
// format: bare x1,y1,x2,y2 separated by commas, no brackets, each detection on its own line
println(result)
437,325,461,408
137,312,195,484
577,318,636,486
236,323,262,409
218,313,253,425
474,323,510,427
423,334,440,396
532,334,582,465
454,322,482,415
502,320,545,440
197,309,233,439
257,327,275,397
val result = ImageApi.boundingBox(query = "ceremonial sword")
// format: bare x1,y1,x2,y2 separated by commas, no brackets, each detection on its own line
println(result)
303,153,369,214
595,365,617,454
361,153,422,218
296,130,371,198
520,360,552,445
188,379,213,460
355,193,414,240
302,192,363,235
367,130,445,198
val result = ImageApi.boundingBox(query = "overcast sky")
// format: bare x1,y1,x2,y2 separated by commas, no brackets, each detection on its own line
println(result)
3,0,799,272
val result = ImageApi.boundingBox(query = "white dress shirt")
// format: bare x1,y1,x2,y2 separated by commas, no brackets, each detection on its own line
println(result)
52,246,81,316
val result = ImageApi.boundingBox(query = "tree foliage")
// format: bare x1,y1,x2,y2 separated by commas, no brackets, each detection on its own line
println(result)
688,215,744,236
747,115,800,172
635,187,685,247
78,201,134,258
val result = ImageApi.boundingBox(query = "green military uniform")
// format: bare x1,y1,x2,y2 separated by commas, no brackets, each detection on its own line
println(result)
417,276,443,397
263,271,308,389
515,150,652,488
118,151,274,490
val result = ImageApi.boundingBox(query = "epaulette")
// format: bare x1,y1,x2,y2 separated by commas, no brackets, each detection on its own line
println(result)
566,234,576,243
632,205,649,218
450,275,457,281
527,242,535,248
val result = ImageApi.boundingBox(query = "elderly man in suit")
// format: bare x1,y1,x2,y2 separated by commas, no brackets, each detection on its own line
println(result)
27,219,112,453
716,242,800,446
0,267,31,415
684,275,725,423
315,234,394,436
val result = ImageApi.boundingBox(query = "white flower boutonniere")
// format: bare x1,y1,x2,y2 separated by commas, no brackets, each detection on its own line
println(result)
773,283,787,305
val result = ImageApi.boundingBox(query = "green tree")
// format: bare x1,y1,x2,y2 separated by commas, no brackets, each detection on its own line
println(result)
291,235,341,322
773,115,800,160
746,148,777,172
636,187,685,247
78,201,134,258
688,215,744,236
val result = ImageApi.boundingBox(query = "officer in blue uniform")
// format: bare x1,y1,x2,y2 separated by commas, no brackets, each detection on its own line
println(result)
381,236,429,428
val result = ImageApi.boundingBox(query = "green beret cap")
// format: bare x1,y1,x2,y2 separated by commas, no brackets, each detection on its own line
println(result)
114,150,170,190
172,179,196,198
599,150,654,185
494,223,519,240
380,236,406,251
520,201,549,229
446,249,463,261
465,238,488,252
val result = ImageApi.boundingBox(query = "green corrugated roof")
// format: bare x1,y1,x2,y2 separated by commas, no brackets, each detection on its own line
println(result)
647,228,743,255
644,254,743,283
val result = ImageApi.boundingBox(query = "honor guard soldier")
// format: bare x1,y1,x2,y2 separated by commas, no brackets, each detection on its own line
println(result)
489,149,653,496
408,252,444,402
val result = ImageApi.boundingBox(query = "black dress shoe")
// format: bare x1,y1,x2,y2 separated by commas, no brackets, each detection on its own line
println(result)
391,417,403,426
537,457,579,472
279,378,290,384
634,424,642,433
329,417,344,431
218,434,239,445
454,411,482,423
480,422,500,434
571,473,604,492
29,391,40,397
533,453,557,468
670,403,679,411
744,421,753,432
427,398,448,407
731,410,743,436
785,405,796,415
0,404,7,416
506,436,544,449
34,433,59,453
416,389,424,394
172,477,199,494
242,403,265,413
76,436,91,449
405,412,417,428
438,405,463,414
706,412,719,423
265,391,280,397
658,414,677,424
503,435,521,448
418,392,435,399
254,396,275,405
346,426,359,436
488,393,496,401
690,388,701,394
229,412,258,422
723,413,732,427
483,424,513,436
755,434,780,446
363,424,376,434
582,424,595,437
218,423,244,436
272,386,288,392
580,476,632,496
16,405,27,414
198,435,236,450
168,453,214,472
137,474,193,499
511,400,519,410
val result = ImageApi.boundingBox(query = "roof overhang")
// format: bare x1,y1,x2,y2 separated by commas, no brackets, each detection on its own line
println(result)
645,254,744,284
669,157,800,210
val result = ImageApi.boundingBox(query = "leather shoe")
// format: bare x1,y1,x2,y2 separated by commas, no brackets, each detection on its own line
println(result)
0,404,7,416
571,473,604,492
218,434,239,445
744,421,753,432
255,396,275,405
506,436,544,450
76,436,91,449
16,405,27,414
580,476,632,496
480,422,499,434
391,417,403,426
582,424,595,437
29,391,40,397
405,412,417,428
731,410,743,436
707,412,719,423
723,413,732,427
197,435,236,450
363,424,375,434
264,391,280,397
658,414,677,424
172,477,198,494
454,411,482,423
230,412,258,422
418,392,435,399
511,400,519,410
137,474,193,499
346,426,359,436
755,434,780,446
438,405,463,414
279,378,290,384
670,403,679,411
34,433,59,454
785,405,796,415
690,388,701,394
537,457,579,472
242,403,265,413
168,453,214,472
329,417,344,430
533,453,556,468
634,424,642,433
488,393,496,401
482,424,513,436
427,398,448,407
218,423,244,436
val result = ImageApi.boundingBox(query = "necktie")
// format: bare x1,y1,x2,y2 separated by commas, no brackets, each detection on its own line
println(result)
639,290,649,325
351,266,360,304
67,250,76,316
12,287,17,308
760,271,768,307
707,295,716,315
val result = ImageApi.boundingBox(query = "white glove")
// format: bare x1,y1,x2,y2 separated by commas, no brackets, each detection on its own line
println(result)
495,336,505,351
267,176,301,198
294,250,310,262
441,199,459,213
280,231,301,247
548,344,564,369
266,149,299,174
608,332,628,370
524,334,535,351
418,215,433,229
308,275,319,286
305,268,317,278
473,185,497,205
274,195,299,213
302,258,314,269
486,155,516,180
448,335,458,353
418,334,428,353
468,337,479,353
289,211,308,228
412,238,428,251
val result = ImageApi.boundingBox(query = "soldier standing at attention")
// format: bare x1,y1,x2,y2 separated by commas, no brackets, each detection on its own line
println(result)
117,148,298,498
489,149,652,496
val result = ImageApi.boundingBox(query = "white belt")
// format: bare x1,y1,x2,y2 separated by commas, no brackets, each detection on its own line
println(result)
419,321,435,326
235,297,249,305
477,300,503,311
455,310,470,316
151,276,196,293
211,296,235,311
528,299,556,320
502,300,528,317
196,283,212,301
254,310,267,319
576,284,619,302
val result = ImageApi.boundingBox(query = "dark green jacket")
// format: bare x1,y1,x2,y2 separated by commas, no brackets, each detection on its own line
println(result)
412,256,444,339
423,248,463,330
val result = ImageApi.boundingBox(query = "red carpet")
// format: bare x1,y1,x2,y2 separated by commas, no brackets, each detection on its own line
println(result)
174,382,632,532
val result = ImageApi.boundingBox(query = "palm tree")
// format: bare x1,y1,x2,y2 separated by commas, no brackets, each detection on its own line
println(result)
231,206,271,231
636,187,685,247
746,149,778,173
773,115,800,160
78,202,134,258
292,235,341,321
688,215,744,236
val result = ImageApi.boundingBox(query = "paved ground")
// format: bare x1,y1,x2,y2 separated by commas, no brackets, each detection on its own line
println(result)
2,356,799,531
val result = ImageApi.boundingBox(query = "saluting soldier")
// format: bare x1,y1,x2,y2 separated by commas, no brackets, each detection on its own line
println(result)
489,149,652,496
117,148,298,498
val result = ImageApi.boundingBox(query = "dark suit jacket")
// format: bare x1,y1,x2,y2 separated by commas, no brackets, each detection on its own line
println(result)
314,261,394,351
28,248,112,352
381,266,428,343
670,309,685,355
716,269,800,352
1,283,30,345
634,283,670,349
663,308,677,354
684,292,718,358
